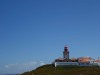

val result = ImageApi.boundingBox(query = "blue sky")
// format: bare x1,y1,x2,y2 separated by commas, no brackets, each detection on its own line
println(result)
0,0,100,74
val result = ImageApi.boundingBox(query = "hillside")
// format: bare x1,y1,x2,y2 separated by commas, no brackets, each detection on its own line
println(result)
20,64,100,75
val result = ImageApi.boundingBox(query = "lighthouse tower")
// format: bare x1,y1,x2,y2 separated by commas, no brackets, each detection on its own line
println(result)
63,46,69,59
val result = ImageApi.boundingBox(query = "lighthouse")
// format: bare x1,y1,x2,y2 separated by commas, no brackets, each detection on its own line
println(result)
63,46,69,59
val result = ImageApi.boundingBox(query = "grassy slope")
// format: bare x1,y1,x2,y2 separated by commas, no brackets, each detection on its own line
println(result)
21,64,100,75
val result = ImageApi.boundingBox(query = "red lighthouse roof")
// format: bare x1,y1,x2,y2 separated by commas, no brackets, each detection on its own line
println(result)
64,45,69,52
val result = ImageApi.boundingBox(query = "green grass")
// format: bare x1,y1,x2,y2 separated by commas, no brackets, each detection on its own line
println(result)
20,64,100,75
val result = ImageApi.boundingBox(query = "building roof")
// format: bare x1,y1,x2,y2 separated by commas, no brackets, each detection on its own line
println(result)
78,57,92,63
95,60,100,62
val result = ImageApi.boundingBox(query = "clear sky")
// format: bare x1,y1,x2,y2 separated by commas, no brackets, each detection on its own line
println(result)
0,0,100,74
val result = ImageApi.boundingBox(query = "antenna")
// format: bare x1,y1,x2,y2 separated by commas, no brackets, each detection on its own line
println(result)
98,57,100,60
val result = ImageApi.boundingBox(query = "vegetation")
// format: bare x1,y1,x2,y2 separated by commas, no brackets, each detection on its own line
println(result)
20,64,100,75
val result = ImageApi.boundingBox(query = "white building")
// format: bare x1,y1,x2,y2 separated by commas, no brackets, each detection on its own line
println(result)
54,46,100,67
54,62,79,67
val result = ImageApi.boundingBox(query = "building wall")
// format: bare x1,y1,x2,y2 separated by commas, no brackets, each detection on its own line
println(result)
55,62,79,67
54,61,100,67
